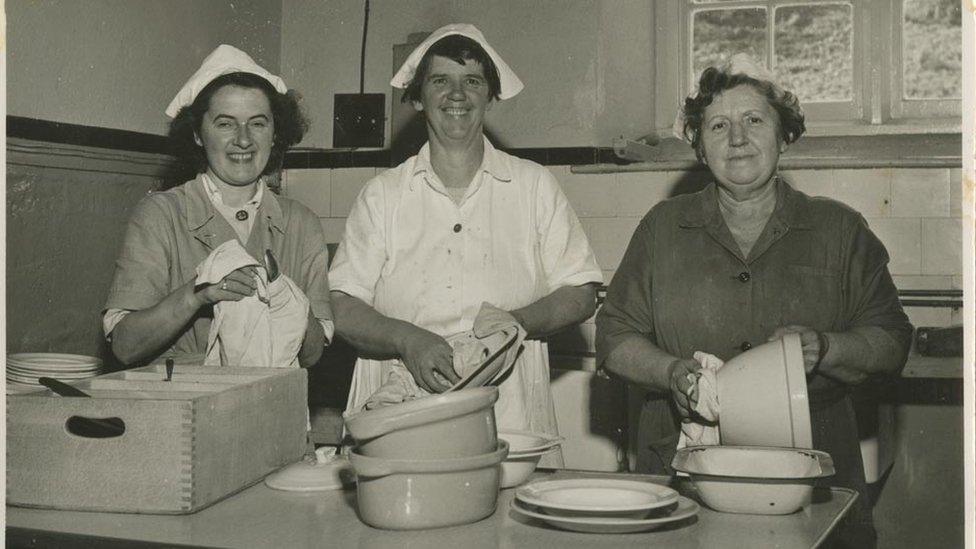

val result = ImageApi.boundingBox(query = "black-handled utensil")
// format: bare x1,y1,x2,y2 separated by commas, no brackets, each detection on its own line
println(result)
37,377,126,438
264,249,280,283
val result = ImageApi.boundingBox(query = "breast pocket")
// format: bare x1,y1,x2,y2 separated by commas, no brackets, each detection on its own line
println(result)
776,264,844,330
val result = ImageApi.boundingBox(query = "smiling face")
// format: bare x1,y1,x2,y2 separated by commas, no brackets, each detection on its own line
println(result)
412,55,491,145
700,84,786,199
195,85,274,187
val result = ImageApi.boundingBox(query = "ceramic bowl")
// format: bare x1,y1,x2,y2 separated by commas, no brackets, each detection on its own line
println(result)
350,440,509,530
344,387,498,459
716,333,812,448
672,445,835,515
497,429,562,489
499,450,548,489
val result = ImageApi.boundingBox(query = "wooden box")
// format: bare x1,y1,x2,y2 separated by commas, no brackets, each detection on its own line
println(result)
7,364,307,514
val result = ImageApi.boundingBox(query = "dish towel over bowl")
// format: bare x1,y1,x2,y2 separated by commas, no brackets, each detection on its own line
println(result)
360,303,526,410
195,240,309,369
677,351,724,450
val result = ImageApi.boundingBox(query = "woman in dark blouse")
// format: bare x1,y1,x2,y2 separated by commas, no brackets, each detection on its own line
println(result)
596,54,911,548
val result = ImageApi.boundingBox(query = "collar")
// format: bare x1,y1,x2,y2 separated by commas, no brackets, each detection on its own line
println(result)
184,174,284,234
678,177,814,230
410,136,513,191
201,172,264,208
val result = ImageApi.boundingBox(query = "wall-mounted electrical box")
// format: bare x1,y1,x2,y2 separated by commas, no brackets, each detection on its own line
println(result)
333,93,385,148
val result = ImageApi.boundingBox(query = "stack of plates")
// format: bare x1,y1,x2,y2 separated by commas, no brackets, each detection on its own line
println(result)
511,478,699,534
7,353,102,393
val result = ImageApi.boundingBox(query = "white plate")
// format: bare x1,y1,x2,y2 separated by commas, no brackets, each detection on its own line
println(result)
516,478,679,516
510,495,699,534
7,362,97,370
8,353,101,365
7,366,100,377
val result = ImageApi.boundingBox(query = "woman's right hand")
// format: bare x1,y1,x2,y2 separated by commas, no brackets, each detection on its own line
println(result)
398,329,459,394
667,358,702,418
195,266,259,305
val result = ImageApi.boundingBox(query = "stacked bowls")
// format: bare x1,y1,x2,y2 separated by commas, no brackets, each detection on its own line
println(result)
344,387,508,530
6,353,102,394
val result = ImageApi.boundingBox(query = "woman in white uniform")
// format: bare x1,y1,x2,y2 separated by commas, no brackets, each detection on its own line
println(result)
329,24,602,465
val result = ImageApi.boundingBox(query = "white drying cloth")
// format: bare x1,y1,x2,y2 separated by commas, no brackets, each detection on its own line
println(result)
195,240,309,368
390,23,524,100
672,52,790,141
166,44,288,118
358,304,526,411
677,351,724,450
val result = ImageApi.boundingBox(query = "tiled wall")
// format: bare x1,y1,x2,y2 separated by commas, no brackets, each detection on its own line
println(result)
283,165,963,359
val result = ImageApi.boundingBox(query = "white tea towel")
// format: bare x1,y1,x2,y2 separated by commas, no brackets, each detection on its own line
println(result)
196,240,309,368
677,351,724,450
358,304,526,411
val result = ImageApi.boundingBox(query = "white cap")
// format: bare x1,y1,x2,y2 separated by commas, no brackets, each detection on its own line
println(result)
165,44,288,118
673,53,787,141
390,23,523,100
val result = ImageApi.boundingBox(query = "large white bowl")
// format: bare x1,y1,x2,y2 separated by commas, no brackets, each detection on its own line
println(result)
350,440,508,530
716,333,812,448
672,445,834,515
344,387,498,459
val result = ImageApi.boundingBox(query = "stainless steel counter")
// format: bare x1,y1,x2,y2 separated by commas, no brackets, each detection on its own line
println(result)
7,471,856,549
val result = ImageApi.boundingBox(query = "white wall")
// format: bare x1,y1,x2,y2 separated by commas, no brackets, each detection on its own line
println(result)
8,0,282,135
280,0,654,148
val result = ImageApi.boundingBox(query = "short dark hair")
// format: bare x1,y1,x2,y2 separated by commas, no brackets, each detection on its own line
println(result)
401,34,501,103
168,72,309,175
681,67,806,162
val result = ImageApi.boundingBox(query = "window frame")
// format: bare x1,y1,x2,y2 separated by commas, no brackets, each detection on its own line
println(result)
653,0,962,137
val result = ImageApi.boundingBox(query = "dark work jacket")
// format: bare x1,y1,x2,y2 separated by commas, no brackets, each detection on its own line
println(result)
596,179,912,486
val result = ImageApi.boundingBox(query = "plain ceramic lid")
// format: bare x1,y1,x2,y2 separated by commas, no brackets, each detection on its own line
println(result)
265,448,355,492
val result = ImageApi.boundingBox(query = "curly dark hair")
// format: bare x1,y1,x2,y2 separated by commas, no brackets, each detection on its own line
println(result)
401,34,501,103
168,72,309,175
681,67,805,162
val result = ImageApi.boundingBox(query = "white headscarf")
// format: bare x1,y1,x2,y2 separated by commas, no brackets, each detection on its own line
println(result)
673,53,791,141
165,44,288,118
390,23,523,100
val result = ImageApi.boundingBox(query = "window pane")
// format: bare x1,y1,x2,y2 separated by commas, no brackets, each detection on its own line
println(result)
903,0,961,99
692,8,767,84
774,4,853,102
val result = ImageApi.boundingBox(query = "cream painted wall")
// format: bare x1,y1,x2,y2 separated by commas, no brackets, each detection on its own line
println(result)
280,0,654,149
7,0,282,136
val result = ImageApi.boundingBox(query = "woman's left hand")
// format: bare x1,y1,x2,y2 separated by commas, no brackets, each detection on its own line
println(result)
768,325,822,374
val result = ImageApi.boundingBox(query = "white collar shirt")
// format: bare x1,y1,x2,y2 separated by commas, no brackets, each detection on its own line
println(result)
329,136,602,337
